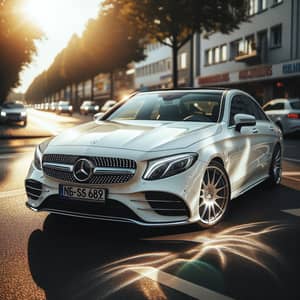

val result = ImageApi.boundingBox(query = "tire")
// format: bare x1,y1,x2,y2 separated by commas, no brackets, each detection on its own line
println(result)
198,161,231,228
268,144,282,186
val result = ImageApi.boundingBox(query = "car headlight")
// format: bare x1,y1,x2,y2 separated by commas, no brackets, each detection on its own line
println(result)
69,106,73,110
84,107,89,110
21,111,27,117
59,107,62,110
33,139,51,170
143,153,198,180
95,105,99,111
0,111,6,117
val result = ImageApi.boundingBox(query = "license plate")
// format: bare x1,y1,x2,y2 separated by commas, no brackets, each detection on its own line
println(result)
59,185,106,202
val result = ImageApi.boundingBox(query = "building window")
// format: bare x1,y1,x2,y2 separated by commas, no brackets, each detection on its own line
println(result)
248,0,267,15
270,24,282,48
214,47,220,63
221,44,227,62
205,49,213,65
245,35,256,54
273,0,283,5
179,52,187,69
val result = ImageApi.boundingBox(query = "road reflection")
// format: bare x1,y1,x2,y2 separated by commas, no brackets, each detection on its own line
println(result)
74,222,288,299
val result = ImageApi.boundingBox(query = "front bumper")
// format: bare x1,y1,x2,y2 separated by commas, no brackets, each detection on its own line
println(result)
25,157,206,226
0,114,26,122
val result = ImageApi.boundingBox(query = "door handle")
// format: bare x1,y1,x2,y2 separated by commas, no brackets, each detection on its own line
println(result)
252,128,259,134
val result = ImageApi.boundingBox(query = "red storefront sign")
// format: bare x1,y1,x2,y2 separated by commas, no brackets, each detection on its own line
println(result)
239,66,272,80
198,73,230,85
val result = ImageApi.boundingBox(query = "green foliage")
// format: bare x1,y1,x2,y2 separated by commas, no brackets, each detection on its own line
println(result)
103,0,249,87
0,0,43,103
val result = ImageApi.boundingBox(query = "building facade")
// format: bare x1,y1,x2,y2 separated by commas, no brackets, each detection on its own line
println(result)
194,0,300,104
134,41,192,90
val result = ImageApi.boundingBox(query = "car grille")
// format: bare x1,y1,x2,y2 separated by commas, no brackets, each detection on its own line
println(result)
42,154,137,184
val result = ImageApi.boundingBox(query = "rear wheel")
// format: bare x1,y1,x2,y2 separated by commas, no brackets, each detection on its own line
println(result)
198,161,230,228
268,144,282,186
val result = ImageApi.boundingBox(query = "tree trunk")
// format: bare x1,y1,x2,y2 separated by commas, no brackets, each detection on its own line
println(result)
110,71,114,99
172,46,178,88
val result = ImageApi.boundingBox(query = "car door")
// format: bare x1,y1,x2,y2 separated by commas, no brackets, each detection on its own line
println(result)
244,95,275,179
226,94,262,193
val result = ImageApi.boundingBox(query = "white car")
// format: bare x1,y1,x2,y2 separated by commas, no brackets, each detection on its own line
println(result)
25,89,282,228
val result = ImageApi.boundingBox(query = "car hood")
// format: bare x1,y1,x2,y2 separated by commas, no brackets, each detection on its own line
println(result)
49,120,220,152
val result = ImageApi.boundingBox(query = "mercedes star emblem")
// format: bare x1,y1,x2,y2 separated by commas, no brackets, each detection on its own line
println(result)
73,158,94,182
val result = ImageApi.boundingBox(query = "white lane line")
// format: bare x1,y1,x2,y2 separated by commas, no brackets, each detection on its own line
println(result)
0,188,25,198
283,157,300,163
0,152,30,159
282,209,300,217
133,267,234,300
282,171,300,176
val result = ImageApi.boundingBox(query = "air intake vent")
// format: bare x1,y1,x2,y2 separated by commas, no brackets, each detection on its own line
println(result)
144,192,190,217
25,179,42,200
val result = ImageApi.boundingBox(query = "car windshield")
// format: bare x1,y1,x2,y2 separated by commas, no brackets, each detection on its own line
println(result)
2,102,24,109
58,101,70,105
107,92,222,123
290,99,300,109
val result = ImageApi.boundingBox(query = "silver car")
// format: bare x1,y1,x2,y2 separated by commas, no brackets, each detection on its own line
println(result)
263,98,300,135
0,102,27,127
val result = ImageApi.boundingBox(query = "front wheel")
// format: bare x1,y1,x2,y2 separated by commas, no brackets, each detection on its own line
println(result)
198,161,231,228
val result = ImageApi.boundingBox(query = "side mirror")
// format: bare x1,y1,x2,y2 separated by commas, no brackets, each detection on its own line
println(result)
234,113,256,132
93,112,104,121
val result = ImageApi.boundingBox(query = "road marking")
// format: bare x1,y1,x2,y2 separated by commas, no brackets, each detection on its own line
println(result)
282,171,300,176
133,267,233,300
0,188,25,198
0,152,30,159
282,209,300,217
283,157,300,163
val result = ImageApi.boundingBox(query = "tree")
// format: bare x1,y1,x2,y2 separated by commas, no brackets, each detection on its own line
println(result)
103,0,249,88
0,0,43,103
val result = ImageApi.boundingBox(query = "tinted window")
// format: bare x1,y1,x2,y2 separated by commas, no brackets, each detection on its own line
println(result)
229,95,254,126
107,92,223,123
243,95,268,121
2,102,24,109
265,102,284,110
290,100,300,109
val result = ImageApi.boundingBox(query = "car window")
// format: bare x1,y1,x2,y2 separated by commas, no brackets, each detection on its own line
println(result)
2,102,24,109
290,100,300,109
265,102,284,111
243,95,268,121
229,95,254,126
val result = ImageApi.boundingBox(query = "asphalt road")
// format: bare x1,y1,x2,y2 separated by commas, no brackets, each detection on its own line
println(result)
0,110,300,300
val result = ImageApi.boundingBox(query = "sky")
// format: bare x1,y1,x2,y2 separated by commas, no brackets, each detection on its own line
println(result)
15,0,102,93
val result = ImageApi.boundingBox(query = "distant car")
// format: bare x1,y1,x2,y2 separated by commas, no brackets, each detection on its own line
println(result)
57,101,73,116
50,102,58,112
101,100,117,113
80,101,100,115
263,98,300,135
0,102,27,127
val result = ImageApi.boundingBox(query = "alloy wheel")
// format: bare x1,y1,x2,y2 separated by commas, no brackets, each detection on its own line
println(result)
199,164,230,225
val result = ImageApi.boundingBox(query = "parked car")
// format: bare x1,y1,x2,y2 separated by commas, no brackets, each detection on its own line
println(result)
101,100,117,112
50,102,58,112
25,89,282,228
57,101,73,116
263,98,300,135
0,102,27,127
80,101,100,115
